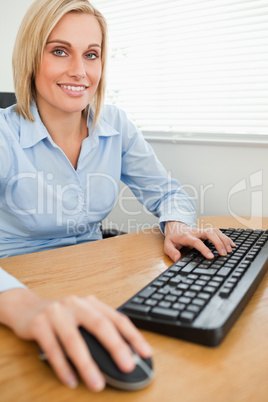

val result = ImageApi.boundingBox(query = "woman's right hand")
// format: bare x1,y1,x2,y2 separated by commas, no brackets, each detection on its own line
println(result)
0,288,152,392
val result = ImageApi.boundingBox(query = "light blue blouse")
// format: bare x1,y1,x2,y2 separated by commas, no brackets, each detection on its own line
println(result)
0,103,196,290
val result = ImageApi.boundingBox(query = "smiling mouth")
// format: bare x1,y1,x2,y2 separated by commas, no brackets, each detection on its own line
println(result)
58,84,89,92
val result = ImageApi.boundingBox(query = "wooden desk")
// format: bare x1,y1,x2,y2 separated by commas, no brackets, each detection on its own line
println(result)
0,217,267,402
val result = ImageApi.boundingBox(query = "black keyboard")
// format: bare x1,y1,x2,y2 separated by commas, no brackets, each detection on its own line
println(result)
118,228,268,346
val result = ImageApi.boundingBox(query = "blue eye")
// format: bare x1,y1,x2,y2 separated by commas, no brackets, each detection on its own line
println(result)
53,49,67,57
85,53,98,60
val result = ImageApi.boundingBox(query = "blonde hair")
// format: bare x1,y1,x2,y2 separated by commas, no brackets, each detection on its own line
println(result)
12,0,107,128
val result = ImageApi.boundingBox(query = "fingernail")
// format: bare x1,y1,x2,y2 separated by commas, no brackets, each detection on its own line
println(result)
66,374,78,389
221,249,227,256
227,245,232,253
207,252,214,259
120,352,136,371
88,372,105,392
174,254,180,261
141,342,152,356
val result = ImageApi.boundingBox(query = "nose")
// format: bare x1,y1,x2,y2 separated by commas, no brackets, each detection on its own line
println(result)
68,55,86,79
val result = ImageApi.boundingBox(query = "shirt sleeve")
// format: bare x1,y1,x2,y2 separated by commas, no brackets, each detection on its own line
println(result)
120,110,197,231
0,267,27,292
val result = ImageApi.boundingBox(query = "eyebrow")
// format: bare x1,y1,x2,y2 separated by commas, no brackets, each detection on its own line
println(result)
46,39,101,48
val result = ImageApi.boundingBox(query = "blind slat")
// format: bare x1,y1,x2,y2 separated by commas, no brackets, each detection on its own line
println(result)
93,0,268,136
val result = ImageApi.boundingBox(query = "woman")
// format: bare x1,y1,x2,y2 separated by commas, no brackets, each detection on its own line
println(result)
0,0,234,392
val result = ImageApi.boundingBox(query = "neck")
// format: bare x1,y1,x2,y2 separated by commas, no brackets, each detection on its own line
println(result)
37,105,87,144
36,101,88,169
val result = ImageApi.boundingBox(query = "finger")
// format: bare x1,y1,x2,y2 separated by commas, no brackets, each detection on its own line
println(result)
76,297,136,373
216,230,236,251
163,238,182,262
85,296,152,358
189,237,215,259
48,298,106,392
202,229,235,256
33,312,79,389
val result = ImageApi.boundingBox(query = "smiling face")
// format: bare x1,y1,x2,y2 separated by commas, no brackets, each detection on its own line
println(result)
34,12,102,118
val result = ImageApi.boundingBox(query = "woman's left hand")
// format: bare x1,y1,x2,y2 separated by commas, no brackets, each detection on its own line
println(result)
164,221,236,262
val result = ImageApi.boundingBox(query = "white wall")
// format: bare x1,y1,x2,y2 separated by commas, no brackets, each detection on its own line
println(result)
0,0,33,91
2,0,267,232
103,139,268,232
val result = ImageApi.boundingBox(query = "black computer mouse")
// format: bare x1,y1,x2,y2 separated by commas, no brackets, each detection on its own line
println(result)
39,326,154,391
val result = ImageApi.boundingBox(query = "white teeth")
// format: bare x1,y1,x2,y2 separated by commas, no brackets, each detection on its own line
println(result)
60,85,86,91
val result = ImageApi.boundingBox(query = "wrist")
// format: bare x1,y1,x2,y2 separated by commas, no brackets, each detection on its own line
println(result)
0,288,41,329
165,221,189,236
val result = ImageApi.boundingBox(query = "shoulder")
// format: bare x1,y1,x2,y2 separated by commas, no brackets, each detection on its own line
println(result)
98,105,149,157
99,104,141,139
0,106,20,180
100,104,129,128
0,105,21,139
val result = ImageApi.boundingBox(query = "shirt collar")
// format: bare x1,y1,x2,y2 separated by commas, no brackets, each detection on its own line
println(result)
19,103,50,149
19,104,119,149
88,107,120,138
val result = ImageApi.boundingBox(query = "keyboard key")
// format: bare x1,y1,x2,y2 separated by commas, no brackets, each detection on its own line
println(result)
169,266,181,274
187,304,201,314
151,307,180,320
184,291,197,298
192,298,206,307
239,262,251,269
193,268,217,276
165,295,177,303
151,293,164,301
177,283,190,291
160,276,171,283
173,302,186,311
190,284,203,292
123,303,151,315
152,280,165,288
200,275,211,281
169,276,182,286
195,280,207,286
213,276,224,283
188,274,198,280
207,280,221,288
132,297,144,304
158,288,169,295
232,272,243,278
227,278,238,284
178,296,191,304
198,292,210,301
139,286,156,298
244,254,256,262
219,288,232,298
145,299,158,306
175,261,187,267
225,262,237,269
180,311,196,323
159,301,171,308
217,267,232,277
182,278,195,285
181,262,198,274
203,286,216,294
170,289,183,297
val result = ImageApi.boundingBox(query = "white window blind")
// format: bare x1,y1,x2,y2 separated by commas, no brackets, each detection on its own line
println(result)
93,0,268,139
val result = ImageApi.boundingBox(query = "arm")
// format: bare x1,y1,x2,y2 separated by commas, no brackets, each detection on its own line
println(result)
118,110,234,259
120,111,196,229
